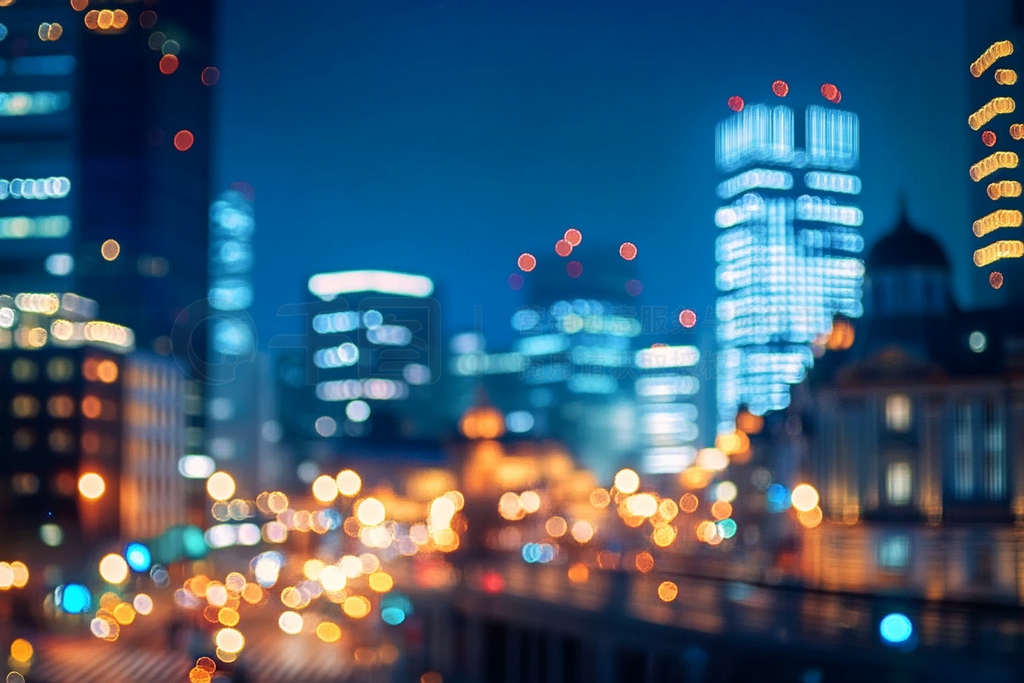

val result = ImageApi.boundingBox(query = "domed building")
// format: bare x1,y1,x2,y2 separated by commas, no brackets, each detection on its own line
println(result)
781,202,1024,603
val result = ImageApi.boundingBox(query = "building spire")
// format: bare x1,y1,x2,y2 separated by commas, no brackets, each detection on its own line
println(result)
896,191,911,232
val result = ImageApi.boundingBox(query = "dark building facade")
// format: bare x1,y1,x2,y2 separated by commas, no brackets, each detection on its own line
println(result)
0,0,212,351
789,207,1024,603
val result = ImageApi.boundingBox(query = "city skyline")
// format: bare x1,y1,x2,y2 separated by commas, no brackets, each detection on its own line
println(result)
217,0,972,352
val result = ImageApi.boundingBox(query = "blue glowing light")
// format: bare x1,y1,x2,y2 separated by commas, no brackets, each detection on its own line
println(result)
57,584,91,614
716,518,738,539
522,543,556,564
381,607,406,625
766,484,791,513
879,613,913,644
125,543,152,572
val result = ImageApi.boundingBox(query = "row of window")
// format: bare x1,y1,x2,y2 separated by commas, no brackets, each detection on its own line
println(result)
7,394,117,420
7,427,117,455
882,394,1006,502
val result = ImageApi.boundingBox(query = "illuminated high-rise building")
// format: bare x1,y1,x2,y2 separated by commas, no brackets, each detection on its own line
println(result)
714,87,865,432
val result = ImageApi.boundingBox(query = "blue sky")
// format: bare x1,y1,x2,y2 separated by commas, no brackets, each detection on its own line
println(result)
216,0,969,351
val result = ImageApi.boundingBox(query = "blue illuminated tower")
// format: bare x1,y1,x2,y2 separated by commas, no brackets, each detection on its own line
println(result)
714,89,865,433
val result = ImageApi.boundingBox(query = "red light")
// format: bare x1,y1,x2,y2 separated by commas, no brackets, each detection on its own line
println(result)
990,271,1004,289
517,253,536,272
555,240,572,257
482,572,504,593
566,261,583,278
821,83,838,102
983,130,997,147
727,96,744,112
619,242,637,260
159,54,178,75
564,228,582,247
679,309,697,328
772,80,789,97
174,130,194,152
202,67,220,86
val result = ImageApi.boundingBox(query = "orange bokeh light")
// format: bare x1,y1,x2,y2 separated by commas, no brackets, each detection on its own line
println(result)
991,271,1004,289
71,0,89,11
982,130,997,147
174,130,195,152
821,83,839,102
555,239,572,257
772,80,789,97
619,242,637,260
727,95,744,112
678,309,696,328
564,228,582,246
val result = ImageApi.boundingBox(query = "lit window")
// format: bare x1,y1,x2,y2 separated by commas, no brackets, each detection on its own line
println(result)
886,462,912,506
954,401,974,500
877,535,909,573
885,394,912,433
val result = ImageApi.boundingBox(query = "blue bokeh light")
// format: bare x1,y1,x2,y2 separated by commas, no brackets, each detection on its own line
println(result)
125,542,152,572
57,584,92,614
766,484,791,513
879,612,913,644
381,607,406,625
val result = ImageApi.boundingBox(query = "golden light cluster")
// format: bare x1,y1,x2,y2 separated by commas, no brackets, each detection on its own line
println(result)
974,239,1024,266
972,209,1023,237
970,151,1019,182
996,68,1018,85
459,405,505,439
971,40,1013,78
987,179,1022,199
84,9,129,31
0,561,29,589
969,97,1015,131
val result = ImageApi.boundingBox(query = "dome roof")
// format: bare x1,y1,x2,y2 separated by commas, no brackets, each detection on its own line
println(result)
865,202,950,272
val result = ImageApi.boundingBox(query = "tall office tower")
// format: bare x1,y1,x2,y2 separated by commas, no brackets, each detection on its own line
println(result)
0,0,212,351
634,343,701,476
302,270,442,456
204,189,262,491
514,245,640,481
714,87,865,433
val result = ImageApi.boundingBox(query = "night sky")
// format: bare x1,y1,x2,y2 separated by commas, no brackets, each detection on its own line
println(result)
216,0,969,351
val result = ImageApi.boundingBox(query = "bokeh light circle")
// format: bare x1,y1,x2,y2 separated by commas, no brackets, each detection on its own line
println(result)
566,261,583,278
619,242,637,260
821,83,839,101
880,613,913,644
99,554,129,584
679,309,697,328
202,67,220,86
982,130,997,147
159,54,178,75
626,279,643,296
174,130,194,152
555,240,572,257
507,273,524,290
772,80,789,97
78,472,105,499
727,96,744,112
614,468,640,494
990,271,1004,289
517,253,536,272
790,484,819,512
564,228,582,246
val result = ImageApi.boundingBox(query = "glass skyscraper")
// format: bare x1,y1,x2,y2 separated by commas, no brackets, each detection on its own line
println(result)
714,95,865,432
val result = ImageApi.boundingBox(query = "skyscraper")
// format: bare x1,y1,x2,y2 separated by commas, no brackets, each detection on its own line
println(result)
0,0,212,351
714,86,865,433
